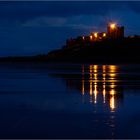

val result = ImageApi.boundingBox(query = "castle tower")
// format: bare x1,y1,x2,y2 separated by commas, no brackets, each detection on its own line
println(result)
107,23,124,39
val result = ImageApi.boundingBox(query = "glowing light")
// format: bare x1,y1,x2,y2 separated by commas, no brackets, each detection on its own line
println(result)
93,65,98,73
94,74,98,80
90,80,93,96
109,65,117,80
102,65,106,103
102,65,106,81
82,79,85,95
109,65,117,73
110,73,116,78
110,89,116,96
94,32,98,38
103,74,106,81
102,65,106,73
82,65,85,95
103,33,106,37
110,96,115,112
109,65,117,81
110,23,116,29
94,83,98,104
89,65,92,73
89,65,93,96
94,65,98,69
109,83,116,112
90,35,93,40
82,36,85,40
103,84,106,103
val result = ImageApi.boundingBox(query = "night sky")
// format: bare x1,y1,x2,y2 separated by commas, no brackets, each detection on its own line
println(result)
0,1,140,56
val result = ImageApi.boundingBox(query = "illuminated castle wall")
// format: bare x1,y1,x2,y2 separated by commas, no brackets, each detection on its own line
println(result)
65,22,125,47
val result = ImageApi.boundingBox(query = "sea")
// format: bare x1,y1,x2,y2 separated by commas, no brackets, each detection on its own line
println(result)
0,62,140,138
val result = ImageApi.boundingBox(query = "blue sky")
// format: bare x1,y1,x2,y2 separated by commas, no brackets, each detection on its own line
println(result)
0,1,140,56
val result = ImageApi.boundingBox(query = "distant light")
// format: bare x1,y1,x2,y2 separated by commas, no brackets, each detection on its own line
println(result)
90,35,93,40
103,33,106,37
110,23,116,29
82,36,85,40
94,32,98,38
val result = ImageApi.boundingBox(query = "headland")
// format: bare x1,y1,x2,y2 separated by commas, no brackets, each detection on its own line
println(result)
0,22,140,64
43,22,140,64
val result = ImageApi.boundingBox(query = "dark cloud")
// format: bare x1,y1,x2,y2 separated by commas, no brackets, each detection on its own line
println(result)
0,1,139,21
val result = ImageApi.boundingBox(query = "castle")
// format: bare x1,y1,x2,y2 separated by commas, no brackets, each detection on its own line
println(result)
66,23,125,47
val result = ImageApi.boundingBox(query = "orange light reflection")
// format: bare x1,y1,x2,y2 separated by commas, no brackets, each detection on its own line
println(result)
103,84,106,103
94,83,98,104
110,95,115,112
82,80,85,95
